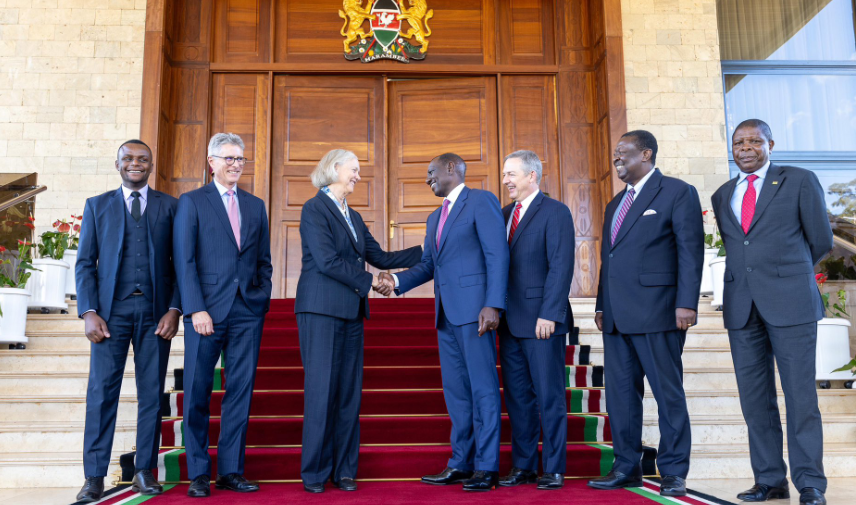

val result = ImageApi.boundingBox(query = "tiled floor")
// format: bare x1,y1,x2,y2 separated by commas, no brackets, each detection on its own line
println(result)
0,479,852,505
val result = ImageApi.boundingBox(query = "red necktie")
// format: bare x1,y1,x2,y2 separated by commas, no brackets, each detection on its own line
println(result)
508,202,522,245
741,174,759,234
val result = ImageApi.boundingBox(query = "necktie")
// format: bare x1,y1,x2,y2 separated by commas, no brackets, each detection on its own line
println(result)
226,190,241,250
611,188,635,245
508,202,522,245
741,174,759,234
436,199,450,250
130,191,141,221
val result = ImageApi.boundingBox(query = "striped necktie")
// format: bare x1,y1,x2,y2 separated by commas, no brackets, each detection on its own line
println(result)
611,188,635,245
508,202,522,245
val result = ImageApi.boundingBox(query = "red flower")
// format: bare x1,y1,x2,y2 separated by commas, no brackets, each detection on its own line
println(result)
28,216,35,222
17,239,24,245
58,222,71,233
703,210,709,215
24,223,35,230
816,273,828,285
53,220,59,227
74,224,80,232
0,245,6,253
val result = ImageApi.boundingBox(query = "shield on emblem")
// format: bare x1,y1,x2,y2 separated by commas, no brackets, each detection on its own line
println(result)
370,0,401,50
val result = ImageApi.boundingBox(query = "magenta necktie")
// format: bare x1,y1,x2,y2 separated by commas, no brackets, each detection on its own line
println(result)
226,190,241,250
436,199,450,250
611,188,635,245
741,174,759,234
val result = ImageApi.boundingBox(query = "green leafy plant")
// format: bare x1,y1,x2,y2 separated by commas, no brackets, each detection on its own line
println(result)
703,210,726,257
37,219,72,260
0,240,39,317
832,357,856,376
816,273,849,318
54,214,82,251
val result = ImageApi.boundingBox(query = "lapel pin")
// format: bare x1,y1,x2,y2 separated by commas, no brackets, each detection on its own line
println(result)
772,181,778,185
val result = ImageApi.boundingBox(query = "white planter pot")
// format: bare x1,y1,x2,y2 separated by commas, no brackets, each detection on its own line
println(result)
26,258,69,310
816,318,853,381
0,288,30,343
63,249,78,297
700,249,718,296
709,256,726,307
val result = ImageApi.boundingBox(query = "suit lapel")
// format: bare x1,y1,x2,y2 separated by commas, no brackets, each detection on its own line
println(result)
722,177,742,232
237,188,251,250
747,164,784,234
112,187,127,251
611,170,663,248
510,191,544,250
438,186,469,252
205,183,239,251
145,191,161,278
603,192,622,252
317,190,360,252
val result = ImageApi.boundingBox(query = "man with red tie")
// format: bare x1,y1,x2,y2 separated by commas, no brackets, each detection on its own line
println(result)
711,119,832,505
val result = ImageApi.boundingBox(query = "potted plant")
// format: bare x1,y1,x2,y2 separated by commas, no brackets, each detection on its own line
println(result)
703,210,726,308
0,240,38,347
815,274,853,388
58,215,82,298
27,221,71,313
701,210,724,297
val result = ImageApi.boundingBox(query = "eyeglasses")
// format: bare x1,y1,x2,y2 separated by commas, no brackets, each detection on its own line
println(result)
211,155,248,166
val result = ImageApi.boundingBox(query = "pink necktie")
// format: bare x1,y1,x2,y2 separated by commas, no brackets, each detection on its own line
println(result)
226,190,241,250
741,174,759,235
436,199,450,250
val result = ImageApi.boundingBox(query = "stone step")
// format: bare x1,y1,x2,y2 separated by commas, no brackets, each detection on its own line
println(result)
0,451,121,490
0,372,175,396
588,346,735,367
686,443,856,480
0,350,186,372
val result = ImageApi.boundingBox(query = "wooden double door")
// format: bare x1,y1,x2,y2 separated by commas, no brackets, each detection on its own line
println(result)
254,74,560,299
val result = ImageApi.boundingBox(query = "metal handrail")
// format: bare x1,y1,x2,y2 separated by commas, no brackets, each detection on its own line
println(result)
0,185,47,212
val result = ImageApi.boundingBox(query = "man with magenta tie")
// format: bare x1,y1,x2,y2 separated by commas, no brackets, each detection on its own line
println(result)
174,133,273,498
588,130,704,498
711,119,832,505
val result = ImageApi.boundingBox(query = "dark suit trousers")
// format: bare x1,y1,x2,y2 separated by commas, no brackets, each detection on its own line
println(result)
296,312,364,485
83,295,170,477
728,304,826,492
603,329,691,478
499,330,567,473
437,306,502,472
183,294,263,479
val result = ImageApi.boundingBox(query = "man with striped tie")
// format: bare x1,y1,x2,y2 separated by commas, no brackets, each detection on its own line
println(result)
588,131,704,497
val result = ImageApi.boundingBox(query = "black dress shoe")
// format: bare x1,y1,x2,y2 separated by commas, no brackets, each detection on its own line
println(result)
499,467,537,487
462,471,499,492
736,483,789,501
334,477,357,491
421,467,474,485
187,475,211,498
132,469,163,495
76,477,104,503
303,482,325,493
537,473,564,490
660,475,686,497
215,473,259,493
587,470,643,490
799,487,826,505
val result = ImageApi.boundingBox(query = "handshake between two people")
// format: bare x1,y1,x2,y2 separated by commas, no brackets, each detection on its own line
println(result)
371,271,396,297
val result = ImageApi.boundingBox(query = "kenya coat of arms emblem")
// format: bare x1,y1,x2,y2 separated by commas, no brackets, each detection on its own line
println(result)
339,0,433,63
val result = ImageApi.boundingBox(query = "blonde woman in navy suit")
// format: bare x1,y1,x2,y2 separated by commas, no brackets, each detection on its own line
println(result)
295,149,422,493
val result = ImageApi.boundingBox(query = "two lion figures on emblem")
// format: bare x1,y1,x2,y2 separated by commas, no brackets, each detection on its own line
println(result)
339,0,433,63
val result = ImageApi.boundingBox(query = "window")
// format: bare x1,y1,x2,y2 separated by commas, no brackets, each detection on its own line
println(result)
717,0,856,250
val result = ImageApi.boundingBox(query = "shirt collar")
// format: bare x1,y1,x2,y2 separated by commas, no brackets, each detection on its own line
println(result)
515,189,540,212
627,167,656,195
213,178,237,197
444,183,466,206
321,186,348,211
121,184,148,201
737,160,771,184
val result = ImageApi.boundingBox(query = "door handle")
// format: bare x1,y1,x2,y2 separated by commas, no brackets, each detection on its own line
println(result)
389,220,399,240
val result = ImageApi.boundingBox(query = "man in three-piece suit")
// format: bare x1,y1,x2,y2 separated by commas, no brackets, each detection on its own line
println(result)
174,133,273,498
496,150,575,491
381,153,509,491
75,140,181,503
711,119,832,505
588,130,704,498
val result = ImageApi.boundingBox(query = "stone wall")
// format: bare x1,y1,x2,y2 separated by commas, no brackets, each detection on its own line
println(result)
0,0,145,232
620,0,730,207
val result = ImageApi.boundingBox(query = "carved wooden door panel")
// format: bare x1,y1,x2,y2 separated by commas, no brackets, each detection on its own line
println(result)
387,77,500,297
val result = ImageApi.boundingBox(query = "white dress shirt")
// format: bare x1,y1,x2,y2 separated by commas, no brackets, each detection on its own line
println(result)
507,189,540,239
730,160,770,226
121,184,148,215
214,178,241,226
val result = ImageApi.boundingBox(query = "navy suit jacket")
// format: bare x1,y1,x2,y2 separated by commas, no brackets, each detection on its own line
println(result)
595,169,704,334
396,186,509,327
76,187,181,322
294,191,422,321
501,192,575,338
173,183,273,324
711,164,833,329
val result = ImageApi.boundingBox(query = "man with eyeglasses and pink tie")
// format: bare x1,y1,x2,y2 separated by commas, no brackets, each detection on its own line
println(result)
174,133,273,498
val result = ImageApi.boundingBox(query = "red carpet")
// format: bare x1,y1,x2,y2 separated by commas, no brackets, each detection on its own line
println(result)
116,298,659,495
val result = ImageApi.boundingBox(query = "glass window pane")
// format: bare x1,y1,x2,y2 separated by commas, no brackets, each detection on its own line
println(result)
718,0,856,61
725,74,856,151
